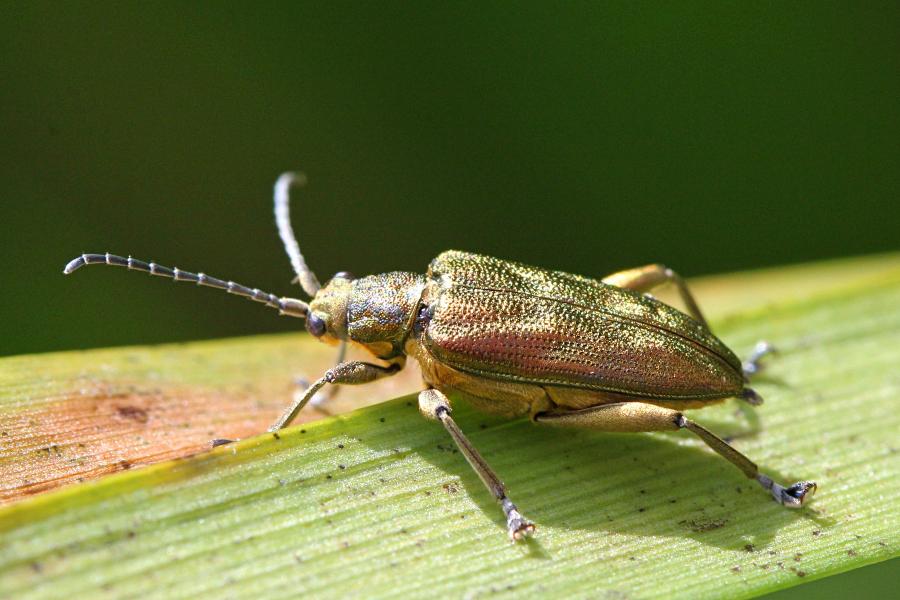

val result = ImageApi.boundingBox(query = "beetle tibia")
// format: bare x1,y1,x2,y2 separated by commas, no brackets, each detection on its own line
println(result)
757,475,817,508
502,498,535,541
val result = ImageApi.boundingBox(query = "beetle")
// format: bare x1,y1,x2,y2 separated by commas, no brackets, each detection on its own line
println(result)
64,172,816,541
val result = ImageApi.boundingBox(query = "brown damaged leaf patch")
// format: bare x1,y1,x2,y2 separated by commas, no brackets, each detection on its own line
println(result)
0,337,423,505
0,380,296,503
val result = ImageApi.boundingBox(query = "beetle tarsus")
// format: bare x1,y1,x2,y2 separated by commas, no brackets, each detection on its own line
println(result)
742,340,778,380
502,498,535,541
740,388,764,406
757,474,816,508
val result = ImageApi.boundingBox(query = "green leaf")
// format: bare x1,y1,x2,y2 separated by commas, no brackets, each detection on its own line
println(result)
1,254,898,598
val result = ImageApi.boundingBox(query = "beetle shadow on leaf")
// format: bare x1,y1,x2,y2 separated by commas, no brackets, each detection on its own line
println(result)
366,402,819,554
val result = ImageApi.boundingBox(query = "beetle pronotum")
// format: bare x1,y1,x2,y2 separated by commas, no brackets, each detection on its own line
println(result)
64,173,816,541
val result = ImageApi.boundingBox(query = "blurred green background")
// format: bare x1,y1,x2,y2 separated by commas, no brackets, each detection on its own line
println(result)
2,2,898,357
0,2,897,595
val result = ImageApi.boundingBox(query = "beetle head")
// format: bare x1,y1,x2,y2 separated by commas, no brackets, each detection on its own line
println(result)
305,273,353,344
307,271,426,359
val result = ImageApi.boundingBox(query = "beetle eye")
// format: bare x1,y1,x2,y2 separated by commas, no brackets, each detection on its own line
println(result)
306,312,327,337
333,271,355,281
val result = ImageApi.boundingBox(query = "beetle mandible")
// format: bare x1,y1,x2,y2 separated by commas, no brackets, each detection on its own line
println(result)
64,172,816,541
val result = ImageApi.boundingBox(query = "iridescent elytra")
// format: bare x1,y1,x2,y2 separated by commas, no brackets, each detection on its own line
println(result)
64,172,816,541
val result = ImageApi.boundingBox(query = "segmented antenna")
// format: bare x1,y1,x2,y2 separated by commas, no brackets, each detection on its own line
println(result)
274,172,321,297
62,253,309,319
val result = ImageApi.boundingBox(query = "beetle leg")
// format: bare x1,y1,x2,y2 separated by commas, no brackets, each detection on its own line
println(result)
602,264,708,329
268,361,402,431
306,340,350,414
419,389,535,542
535,402,816,508
742,340,778,380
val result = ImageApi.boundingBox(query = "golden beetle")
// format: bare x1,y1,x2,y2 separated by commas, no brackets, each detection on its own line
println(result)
64,173,816,541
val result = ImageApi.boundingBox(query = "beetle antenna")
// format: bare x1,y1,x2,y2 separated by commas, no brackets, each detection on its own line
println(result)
274,172,321,297
62,253,309,319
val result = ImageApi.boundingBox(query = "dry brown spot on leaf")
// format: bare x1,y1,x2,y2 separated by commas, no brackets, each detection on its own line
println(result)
0,381,281,503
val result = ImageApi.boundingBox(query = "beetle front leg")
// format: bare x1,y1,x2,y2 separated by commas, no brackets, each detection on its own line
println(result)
536,402,816,508
419,389,535,541
269,360,402,431
602,264,708,329
301,340,350,415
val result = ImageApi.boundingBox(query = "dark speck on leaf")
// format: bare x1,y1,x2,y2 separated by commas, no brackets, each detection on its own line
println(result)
638,507,645,513
272,432,280,440
338,444,344,449
379,417,386,423
338,465,345,470
745,544,756,553
326,475,332,480
116,405,149,423
812,530,821,537
848,549,857,557
300,429,307,434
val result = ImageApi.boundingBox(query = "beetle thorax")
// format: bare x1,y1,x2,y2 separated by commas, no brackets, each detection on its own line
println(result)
341,272,424,359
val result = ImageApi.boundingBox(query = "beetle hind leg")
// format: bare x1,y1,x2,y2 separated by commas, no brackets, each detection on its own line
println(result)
535,402,816,508
419,388,535,541
756,474,817,508
601,264,708,329
675,413,816,507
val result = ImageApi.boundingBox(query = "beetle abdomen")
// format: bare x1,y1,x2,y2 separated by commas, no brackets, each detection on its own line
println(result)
422,251,743,400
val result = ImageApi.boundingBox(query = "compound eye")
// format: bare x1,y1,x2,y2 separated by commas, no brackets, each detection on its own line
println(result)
306,312,327,337
333,271,355,281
